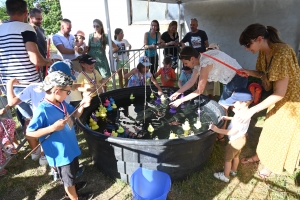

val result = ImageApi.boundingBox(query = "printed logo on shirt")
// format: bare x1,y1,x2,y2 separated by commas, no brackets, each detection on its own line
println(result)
191,36,202,48
118,43,126,55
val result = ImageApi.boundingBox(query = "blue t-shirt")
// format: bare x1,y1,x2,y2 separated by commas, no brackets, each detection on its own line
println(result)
27,100,81,167
128,71,152,87
179,70,192,86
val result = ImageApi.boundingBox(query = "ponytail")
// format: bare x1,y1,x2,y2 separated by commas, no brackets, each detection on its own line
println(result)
114,28,123,40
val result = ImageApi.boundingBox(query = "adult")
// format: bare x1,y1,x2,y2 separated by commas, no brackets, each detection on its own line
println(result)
180,18,208,53
52,19,83,73
88,19,118,92
238,24,300,178
169,46,248,140
29,8,47,79
0,0,52,126
144,20,161,75
161,21,179,63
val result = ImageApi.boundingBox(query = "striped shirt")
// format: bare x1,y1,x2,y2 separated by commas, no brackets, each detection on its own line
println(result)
0,21,40,84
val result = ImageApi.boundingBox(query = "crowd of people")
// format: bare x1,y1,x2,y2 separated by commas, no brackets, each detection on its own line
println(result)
0,0,299,199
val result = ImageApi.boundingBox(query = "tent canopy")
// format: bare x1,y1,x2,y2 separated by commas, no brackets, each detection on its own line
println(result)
137,0,202,4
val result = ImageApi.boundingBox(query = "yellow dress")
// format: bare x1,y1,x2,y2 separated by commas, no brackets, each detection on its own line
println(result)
256,43,300,174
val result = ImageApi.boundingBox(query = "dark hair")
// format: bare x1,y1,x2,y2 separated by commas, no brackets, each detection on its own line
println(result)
114,28,122,40
6,0,27,15
150,20,160,32
29,8,41,17
239,23,284,46
167,21,177,32
137,63,146,72
163,56,172,65
62,18,71,24
179,46,199,60
93,19,107,51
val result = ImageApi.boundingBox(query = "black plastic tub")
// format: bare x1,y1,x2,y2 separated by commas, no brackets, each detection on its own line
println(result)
76,86,225,183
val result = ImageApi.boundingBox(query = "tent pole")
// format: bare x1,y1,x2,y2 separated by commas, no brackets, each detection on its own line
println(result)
177,2,182,76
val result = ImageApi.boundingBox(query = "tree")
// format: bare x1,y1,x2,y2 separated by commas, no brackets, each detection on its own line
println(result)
0,6,9,21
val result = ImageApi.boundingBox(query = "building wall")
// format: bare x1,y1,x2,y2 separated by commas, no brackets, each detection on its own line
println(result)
183,0,300,69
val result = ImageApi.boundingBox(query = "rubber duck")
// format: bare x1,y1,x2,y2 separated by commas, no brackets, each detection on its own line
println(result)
182,119,191,131
109,97,115,104
154,136,159,140
117,126,124,134
104,97,110,107
130,93,135,100
194,118,202,129
160,95,166,101
99,110,107,118
147,124,154,133
111,130,118,137
169,131,178,139
89,118,94,123
150,92,155,99
91,121,97,126
169,106,176,114
91,124,99,130
155,97,161,105
107,104,113,111
111,103,117,109
95,111,100,117
103,129,111,136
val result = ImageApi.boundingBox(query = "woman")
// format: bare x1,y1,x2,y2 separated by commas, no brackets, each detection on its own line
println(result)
144,20,161,75
169,46,248,141
161,21,179,68
88,19,118,91
238,24,300,178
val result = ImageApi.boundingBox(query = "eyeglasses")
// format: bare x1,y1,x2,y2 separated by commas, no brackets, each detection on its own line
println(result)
93,25,100,28
59,89,71,95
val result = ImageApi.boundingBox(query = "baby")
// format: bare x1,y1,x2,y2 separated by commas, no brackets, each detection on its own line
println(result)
74,30,87,56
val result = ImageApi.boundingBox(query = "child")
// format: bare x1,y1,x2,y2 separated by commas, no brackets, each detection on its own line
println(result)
125,56,163,95
51,54,63,63
209,88,252,183
26,71,93,199
178,66,193,88
154,56,176,87
74,30,87,56
77,54,103,98
113,28,132,88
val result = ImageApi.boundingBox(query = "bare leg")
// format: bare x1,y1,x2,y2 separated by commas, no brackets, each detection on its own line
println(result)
224,160,231,178
65,185,77,200
124,69,129,87
118,69,123,88
231,157,239,172
216,105,228,141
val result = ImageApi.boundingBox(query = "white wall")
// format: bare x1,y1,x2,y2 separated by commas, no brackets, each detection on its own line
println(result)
183,0,300,69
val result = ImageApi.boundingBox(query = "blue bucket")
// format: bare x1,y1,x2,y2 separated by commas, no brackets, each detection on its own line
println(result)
130,167,171,200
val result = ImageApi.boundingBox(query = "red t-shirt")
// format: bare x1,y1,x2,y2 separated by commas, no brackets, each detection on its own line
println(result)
156,67,176,87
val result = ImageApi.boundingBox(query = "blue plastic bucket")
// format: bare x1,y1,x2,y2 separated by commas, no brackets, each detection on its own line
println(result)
130,167,171,200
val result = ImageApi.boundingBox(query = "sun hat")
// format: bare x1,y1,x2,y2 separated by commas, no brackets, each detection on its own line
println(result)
224,88,252,105
139,56,152,67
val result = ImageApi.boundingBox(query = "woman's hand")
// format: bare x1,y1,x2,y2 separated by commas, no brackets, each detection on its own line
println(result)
237,107,256,123
167,41,175,46
169,92,180,100
208,123,217,131
169,99,182,108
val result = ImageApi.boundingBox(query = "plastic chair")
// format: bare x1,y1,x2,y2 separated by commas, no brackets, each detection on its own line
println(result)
130,167,171,200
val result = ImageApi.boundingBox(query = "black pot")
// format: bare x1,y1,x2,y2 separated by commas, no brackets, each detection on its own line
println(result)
76,86,225,183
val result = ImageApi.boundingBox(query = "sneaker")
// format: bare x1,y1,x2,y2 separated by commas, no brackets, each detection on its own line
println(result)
39,155,48,166
230,170,237,176
76,165,85,178
214,172,229,182
31,146,41,161
78,193,94,200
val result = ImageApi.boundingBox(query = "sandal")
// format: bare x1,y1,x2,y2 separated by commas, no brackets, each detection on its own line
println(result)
0,169,8,176
240,156,260,164
216,136,225,142
258,168,272,180
3,143,17,155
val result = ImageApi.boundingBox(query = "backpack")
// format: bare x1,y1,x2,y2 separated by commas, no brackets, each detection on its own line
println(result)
248,82,262,105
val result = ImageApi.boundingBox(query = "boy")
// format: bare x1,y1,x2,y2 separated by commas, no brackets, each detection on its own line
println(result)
178,66,193,88
26,71,93,199
154,56,176,87
209,88,252,182
74,30,88,56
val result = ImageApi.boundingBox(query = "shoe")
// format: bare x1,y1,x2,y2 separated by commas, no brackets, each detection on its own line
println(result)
230,170,237,176
78,193,94,200
31,146,41,161
76,181,87,192
76,165,85,178
214,172,229,183
39,155,48,166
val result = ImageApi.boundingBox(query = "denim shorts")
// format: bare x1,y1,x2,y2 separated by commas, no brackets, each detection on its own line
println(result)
13,87,33,119
218,74,248,105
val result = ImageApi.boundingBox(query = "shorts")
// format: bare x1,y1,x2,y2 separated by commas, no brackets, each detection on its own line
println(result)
116,61,130,70
218,74,248,106
57,157,79,187
224,135,246,162
13,87,33,119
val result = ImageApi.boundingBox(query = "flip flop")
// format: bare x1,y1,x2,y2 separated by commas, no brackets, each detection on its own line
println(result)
3,144,17,155
241,157,260,164
258,169,272,180
216,136,225,142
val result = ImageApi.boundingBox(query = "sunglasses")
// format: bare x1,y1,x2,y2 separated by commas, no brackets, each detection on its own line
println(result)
93,25,100,28
59,89,71,95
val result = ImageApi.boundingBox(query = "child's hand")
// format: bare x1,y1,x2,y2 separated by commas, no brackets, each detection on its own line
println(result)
80,96,92,108
158,90,163,96
0,108,6,116
208,123,216,131
51,119,67,132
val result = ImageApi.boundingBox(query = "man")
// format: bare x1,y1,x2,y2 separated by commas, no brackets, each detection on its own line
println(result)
0,0,52,128
180,18,209,53
29,8,47,79
52,19,83,72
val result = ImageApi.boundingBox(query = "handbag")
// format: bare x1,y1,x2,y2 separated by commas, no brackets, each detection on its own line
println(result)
260,56,273,91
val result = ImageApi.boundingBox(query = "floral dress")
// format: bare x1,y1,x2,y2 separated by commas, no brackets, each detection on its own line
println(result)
256,43,300,174
0,119,16,164
88,33,111,78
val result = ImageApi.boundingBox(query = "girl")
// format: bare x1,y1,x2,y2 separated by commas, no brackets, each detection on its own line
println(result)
77,54,104,98
124,56,163,95
113,28,132,88
144,20,161,75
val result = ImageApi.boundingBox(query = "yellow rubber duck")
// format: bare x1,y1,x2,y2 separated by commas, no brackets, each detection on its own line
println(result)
111,130,118,137
91,124,99,130
89,118,94,123
99,110,107,118
117,126,124,133
169,131,178,139
112,103,117,109
147,124,154,133
160,95,166,101
150,93,154,99
95,111,100,117
154,136,159,140
194,118,202,129
130,93,135,100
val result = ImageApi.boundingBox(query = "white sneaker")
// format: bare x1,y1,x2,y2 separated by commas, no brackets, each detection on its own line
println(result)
214,172,229,182
31,146,41,161
39,155,48,166
230,170,237,176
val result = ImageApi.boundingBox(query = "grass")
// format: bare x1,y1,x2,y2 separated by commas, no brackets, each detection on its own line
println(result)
0,84,299,199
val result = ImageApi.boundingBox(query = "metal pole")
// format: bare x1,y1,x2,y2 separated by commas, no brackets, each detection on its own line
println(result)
177,2,182,77
104,0,116,90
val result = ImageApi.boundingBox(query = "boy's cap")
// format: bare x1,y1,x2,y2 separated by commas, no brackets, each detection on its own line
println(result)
79,54,97,65
41,71,73,91
182,66,192,71
224,88,252,105
48,61,76,80
139,56,152,66
51,54,63,61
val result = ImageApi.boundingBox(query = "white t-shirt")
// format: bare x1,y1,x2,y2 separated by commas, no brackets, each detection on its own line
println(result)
113,39,131,61
227,109,251,141
69,71,83,101
194,50,242,84
17,83,70,111
52,31,77,60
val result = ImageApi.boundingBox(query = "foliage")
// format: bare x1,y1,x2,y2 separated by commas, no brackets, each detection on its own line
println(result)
0,6,9,21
